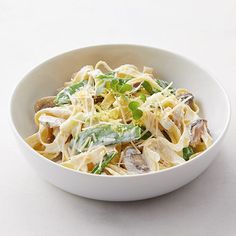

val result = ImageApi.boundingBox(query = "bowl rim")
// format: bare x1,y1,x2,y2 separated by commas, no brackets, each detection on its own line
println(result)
10,43,231,179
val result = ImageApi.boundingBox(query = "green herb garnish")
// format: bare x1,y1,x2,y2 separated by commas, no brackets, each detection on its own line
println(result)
140,94,147,102
183,147,194,161
96,74,132,95
128,101,140,110
128,101,143,120
119,83,132,93
132,109,143,120
109,78,132,94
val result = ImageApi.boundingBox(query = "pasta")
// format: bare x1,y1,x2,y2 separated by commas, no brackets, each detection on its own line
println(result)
26,61,213,175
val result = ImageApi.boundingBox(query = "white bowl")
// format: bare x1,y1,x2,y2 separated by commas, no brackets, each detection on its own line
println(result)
10,45,230,201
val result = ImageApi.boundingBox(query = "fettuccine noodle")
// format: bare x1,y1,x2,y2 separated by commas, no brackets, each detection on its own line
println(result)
26,61,212,175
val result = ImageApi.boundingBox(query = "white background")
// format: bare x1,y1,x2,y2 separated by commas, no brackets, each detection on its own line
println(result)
1,0,235,235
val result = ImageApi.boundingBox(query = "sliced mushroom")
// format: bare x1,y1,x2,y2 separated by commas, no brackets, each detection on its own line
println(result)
122,147,150,174
177,93,194,108
133,82,141,88
93,95,104,104
190,119,211,147
34,96,56,112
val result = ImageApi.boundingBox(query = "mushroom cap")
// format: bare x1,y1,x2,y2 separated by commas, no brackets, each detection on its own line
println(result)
190,119,209,147
122,147,150,174
34,96,56,112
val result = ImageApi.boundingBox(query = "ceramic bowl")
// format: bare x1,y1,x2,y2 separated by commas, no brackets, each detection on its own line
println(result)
10,45,230,201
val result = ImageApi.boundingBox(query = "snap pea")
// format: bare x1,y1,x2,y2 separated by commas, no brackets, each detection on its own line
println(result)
91,151,117,174
55,80,87,105
72,124,142,153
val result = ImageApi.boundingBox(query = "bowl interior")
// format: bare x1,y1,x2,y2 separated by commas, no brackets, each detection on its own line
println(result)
11,45,229,142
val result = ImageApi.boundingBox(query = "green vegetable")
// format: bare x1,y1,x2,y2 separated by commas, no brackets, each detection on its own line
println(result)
110,78,132,94
128,101,140,110
91,151,117,174
119,83,132,93
182,147,194,161
142,79,174,95
140,126,152,140
128,101,143,120
142,81,154,94
96,75,132,95
156,79,170,89
140,94,146,102
95,80,106,95
156,79,174,93
141,131,152,140
97,74,115,79
110,79,119,91
96,71,115,79
72,124,142,153
132,109,143,120
55,80,87,105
